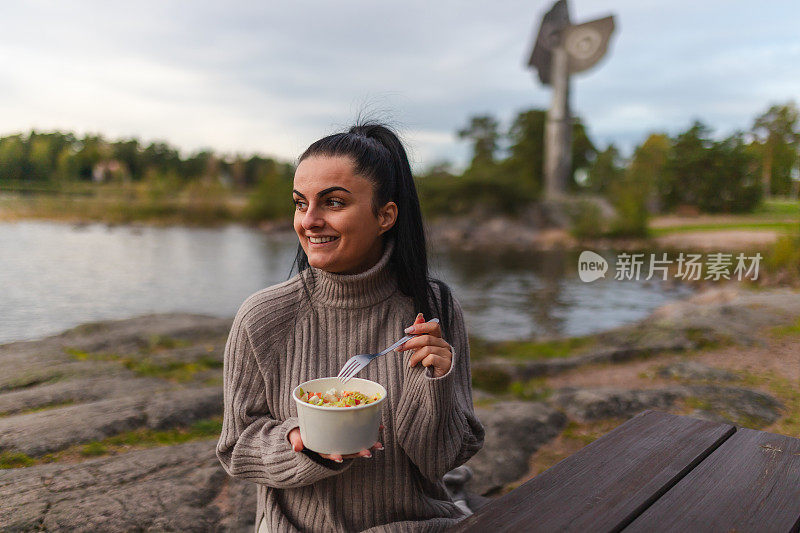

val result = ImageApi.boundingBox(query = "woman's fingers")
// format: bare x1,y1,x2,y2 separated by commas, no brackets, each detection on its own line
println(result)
287,427,304,452
399,334,449,352
404,316,441,338
408,345,451,368
317,441,383,462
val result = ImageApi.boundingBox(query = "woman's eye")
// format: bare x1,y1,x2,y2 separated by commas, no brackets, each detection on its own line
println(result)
328,198,345,208
293,199,306,210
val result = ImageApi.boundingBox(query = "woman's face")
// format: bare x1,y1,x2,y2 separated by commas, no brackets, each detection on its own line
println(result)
293,155,397,274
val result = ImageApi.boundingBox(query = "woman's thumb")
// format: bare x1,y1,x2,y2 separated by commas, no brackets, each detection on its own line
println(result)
414,313,425,325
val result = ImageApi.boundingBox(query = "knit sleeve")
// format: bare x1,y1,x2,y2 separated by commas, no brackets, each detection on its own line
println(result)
394,292,485,482
215,304,354,488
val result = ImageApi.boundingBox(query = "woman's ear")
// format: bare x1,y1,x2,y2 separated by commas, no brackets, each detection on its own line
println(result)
377,202,398,235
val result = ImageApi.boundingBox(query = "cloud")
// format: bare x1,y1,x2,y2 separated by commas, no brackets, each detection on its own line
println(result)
1,0,798,167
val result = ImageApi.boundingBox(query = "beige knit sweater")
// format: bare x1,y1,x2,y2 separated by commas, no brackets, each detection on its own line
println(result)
216,238,485,532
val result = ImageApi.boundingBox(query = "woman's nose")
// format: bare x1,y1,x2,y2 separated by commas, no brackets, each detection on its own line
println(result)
301,204,325,230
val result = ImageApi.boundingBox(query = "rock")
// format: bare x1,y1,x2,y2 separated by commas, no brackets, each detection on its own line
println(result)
551,387,687,421
649,287,800,348
686,409,736,425
0,376,170,416
686,385,784,428
52,313,232,354
0,387,223,456
0,439,253,532
471,336,693,388
426,214,576,251
549,385,783,429
465,402,566,495
145,387,223,430
656,361,738,382
0,396,147,456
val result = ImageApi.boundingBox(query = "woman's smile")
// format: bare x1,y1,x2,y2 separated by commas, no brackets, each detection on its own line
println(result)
308,235,340,246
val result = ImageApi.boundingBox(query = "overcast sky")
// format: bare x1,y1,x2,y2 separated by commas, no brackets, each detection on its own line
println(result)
1,1,798,171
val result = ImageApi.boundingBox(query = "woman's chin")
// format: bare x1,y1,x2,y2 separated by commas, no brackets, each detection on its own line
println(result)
307,254,336,271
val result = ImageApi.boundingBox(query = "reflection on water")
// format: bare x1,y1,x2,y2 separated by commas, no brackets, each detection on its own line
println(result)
431,248,693,341
0,221,693,344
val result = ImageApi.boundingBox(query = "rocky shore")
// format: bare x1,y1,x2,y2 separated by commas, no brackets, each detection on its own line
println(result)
1,286,799,531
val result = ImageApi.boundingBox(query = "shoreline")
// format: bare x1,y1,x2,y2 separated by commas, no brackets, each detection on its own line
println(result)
1,210,792,254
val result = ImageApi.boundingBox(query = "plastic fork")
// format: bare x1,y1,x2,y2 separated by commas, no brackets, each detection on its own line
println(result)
336,318,440,384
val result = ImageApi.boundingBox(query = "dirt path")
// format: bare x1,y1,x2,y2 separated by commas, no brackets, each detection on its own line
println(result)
654,229,782,251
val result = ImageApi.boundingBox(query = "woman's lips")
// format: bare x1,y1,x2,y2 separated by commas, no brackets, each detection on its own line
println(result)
309,236,340,247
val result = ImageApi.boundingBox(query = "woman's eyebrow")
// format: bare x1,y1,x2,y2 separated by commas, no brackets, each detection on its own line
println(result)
292,186,352,199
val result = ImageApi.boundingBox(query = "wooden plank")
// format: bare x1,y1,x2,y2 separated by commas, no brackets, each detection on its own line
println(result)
624,428,800,533
451,410,735,533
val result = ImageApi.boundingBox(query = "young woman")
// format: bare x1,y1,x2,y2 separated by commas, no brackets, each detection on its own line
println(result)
216,122,485,532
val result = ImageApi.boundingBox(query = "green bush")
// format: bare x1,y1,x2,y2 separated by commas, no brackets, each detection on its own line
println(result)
658,122,762,213
765,234,800,281
568,199,606,239
243,169,294,222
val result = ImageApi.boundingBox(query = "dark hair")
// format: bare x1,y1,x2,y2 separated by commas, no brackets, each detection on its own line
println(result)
288,121,446,330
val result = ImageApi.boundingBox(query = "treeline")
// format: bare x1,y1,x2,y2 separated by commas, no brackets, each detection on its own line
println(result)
0,132,294,188
1,101,797,228
417,101,799,236
0,132,295,220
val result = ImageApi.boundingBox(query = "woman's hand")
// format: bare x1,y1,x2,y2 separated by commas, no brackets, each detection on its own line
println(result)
287,426,383,463
399,313,453,378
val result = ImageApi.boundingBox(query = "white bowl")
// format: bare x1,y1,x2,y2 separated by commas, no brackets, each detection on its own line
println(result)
292,377,387,455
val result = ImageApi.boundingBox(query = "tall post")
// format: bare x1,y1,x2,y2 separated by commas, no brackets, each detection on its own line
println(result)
528,1,615,201
544,45,571,200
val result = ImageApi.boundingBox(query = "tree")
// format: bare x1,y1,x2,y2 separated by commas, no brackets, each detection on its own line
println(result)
504,109,546,199
660,122,761,213
752,101,800,198
112,139,144,181
457,114,500,175
587,144,624,194
503,109,596,197
0,135,26,181
607,134,669,236
628,133,670,213
570,118,597,193
244,160,295,221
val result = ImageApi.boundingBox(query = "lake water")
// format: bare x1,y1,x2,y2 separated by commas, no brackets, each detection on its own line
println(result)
0,221,694,344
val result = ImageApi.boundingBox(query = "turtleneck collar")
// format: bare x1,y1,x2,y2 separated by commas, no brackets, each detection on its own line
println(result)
304,237,398,309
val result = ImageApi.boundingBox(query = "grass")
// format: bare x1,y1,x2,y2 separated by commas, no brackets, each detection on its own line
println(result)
650,221,798,236
0,451,38,469
0,372,64,393
64,346,222,382
0,399,77,418
0,417,223,469
769,316,800,337
682,396,715,412
650,199,798,237
560,420,620,446
525,418,627,479
508,377,552,402
0,191,241,226
754,198,800,217
469,335,595,361
144,335,191,352
736,370,800,438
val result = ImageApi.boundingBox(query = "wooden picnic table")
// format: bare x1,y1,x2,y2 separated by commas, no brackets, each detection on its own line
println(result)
451,410,800,533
